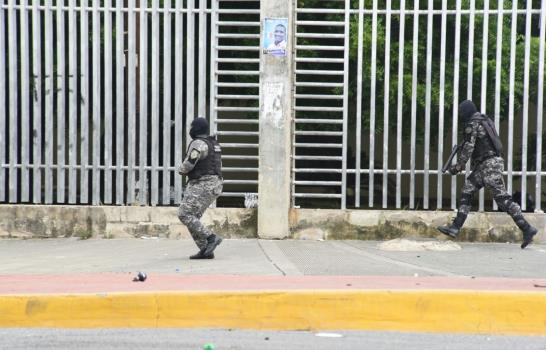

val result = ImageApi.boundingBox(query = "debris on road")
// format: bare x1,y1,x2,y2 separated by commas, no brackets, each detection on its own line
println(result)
132,272,147,282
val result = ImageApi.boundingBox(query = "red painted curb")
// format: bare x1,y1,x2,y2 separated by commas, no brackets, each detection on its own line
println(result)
1,274,546,294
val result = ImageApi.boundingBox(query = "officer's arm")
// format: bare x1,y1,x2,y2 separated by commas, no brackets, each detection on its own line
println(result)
177,141,209,175
453,122,477,172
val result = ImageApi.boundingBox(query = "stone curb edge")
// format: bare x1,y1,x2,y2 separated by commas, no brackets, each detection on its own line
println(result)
1,290,545,335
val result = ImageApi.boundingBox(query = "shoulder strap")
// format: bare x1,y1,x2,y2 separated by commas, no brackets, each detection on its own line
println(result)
469,112,485,121
479,114,503,155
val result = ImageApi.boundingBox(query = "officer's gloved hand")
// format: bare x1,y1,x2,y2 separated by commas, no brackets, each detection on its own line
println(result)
448,164,460,175
176,164,185,175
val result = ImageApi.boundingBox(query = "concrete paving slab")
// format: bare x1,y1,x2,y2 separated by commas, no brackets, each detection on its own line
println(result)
0,239,544,278
346,241,546,278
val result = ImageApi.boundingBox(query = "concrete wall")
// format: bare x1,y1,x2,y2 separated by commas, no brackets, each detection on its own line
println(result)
290,209,546,244
0,205,544,244
0,205,546,244
0,205,257,240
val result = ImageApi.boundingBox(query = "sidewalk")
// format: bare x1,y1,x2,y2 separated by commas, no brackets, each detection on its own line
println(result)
1,239,545,335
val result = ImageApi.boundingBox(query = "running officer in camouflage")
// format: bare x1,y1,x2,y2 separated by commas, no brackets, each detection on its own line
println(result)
177,117,224,259
438,100,538,249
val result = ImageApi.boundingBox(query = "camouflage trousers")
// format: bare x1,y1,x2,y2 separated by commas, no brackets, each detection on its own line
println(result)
178,175,223,250
458,157,523,220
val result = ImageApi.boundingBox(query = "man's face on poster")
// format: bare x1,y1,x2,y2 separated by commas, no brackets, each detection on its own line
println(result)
274,24,286,44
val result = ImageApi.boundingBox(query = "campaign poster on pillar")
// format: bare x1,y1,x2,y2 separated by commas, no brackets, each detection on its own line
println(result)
263,18,288,57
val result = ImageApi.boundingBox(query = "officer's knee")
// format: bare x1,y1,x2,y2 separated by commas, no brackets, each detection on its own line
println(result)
177,207,193,225
494,195,511,212
507,202,522,216
179,215,190,225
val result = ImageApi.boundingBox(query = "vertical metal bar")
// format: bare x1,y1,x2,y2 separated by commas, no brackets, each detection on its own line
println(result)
209,0,218,135
493,0,503,211
186,0,195,149
162,0,172,205
467,0,475,101
151,0,159,206
451,0,462,210
423,0,433,210
44,0,53,203
57,0,66,203
127,0,136,204
507,0,518,196
437,0,447,209
68,0,77,203
395,0,405,209
115,0,124,205
382,0,391,209
104,0,113,204
8,0,18,203
92,0,101,205
341,0,350,209
520,0,532,211
0,1,6,202
139,0,148,205
80,0,89,204
478,0,489,212
465,0,475,182
174,0,184,202
208,0,217,207
368,0,378,208
20,0,30,202
409,0,419,209
32,0,42,204
355,0,364,208
198,0,206,118
536,0,546,212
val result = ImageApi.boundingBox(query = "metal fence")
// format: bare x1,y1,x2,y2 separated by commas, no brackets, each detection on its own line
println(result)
0,0,260,206
293,0,546,212
2,0,545,212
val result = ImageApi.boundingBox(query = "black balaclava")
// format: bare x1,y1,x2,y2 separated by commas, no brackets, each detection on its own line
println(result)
458,100,478,123
189,117,210,139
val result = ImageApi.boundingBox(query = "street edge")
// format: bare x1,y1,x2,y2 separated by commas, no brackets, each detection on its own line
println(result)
1,289,545,335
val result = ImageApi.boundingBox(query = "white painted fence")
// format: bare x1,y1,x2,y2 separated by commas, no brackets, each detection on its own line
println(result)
2,0,544,212
0,0,260,206
293,0,545,212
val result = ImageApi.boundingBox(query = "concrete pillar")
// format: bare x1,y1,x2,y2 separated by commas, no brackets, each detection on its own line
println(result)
258,1,293,238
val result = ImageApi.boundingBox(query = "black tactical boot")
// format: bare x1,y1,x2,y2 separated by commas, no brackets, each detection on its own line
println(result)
437,212,467,238
521,226,538,249
189,249,214,259
203,234,223,256
514,215,538,249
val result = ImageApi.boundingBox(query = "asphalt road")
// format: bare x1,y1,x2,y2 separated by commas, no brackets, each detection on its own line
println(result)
1,329,545,350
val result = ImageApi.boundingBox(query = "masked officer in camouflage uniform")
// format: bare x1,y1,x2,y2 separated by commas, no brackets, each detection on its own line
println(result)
177,117,224,259
438,100,538,249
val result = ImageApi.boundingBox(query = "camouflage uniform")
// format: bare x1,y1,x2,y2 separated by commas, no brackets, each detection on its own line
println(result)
440,110,537,248
178,174,223,249
177,136,223,252
454,120,523,220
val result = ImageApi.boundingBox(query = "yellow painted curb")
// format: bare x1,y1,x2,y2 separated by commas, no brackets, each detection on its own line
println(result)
0,290,545,335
